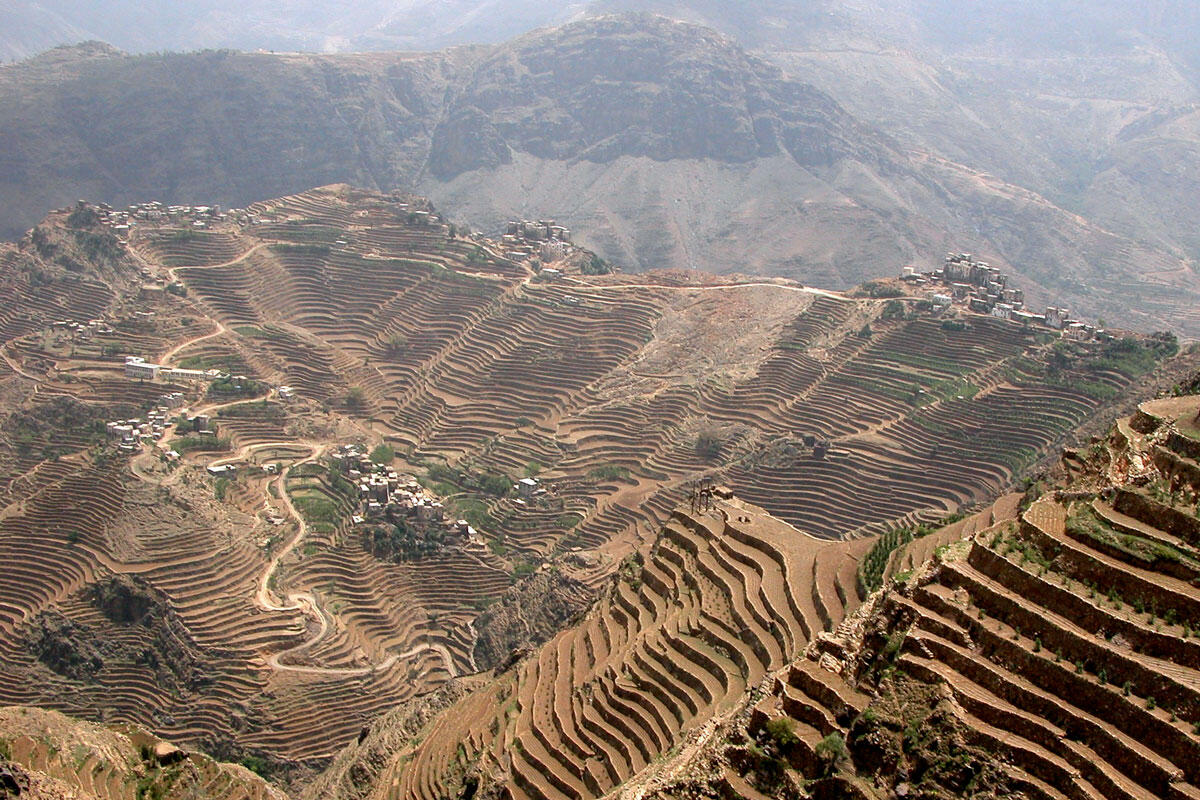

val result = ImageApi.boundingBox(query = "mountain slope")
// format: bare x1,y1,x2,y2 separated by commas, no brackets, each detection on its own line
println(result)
2,17,1198,333
0,184,1170,790
0,0,587,58
0,705,286,800
590,4,1200,325
635,375,1200,800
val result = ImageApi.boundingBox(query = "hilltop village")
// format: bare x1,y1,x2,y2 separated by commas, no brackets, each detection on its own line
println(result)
73,197,1093,343
903,252,1101,339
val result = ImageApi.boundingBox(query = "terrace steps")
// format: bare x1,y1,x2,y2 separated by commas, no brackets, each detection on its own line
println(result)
0,186,1156,778
378,496,873,799
879,431,1200,800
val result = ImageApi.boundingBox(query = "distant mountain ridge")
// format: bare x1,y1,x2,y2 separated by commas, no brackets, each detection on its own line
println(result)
2,14,1200,334
0,0,589,60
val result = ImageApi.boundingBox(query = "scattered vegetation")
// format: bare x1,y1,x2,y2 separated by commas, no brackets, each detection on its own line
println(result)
206,376,267,400
582,254,612,275
588,464,630,481
173,435,232,454
216,400,285,420
291,494,345,527
72,229,123,267
814,731,848,775
5,397,112,460
856,280,904,299
1065,505,1193,572
857,513,964,594
426,463,511,498
238,754,272,779
366,518,449,562
764,717,798,748
66,204,99,229
384,332,409,357
1047,333,1177,384
344,386,368,410
233,325,290,343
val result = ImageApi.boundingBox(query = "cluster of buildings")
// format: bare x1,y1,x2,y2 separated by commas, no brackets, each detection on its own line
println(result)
124,355,224,382
501,219,573,262
329,444,482,547
86,200,230,237
105,393,184,452
50,318,115,341
73,198,319,240
903,253,1101,340
328,444,440,518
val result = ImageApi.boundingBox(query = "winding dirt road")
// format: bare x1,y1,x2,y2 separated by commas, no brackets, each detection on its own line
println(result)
159,318,227,366
252,441,459,677
0,344,43,388
566,279,852,301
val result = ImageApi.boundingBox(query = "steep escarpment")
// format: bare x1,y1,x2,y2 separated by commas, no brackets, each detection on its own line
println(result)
425,14,890,175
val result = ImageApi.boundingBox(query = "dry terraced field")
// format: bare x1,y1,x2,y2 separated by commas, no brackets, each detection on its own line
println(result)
0,184,1168,789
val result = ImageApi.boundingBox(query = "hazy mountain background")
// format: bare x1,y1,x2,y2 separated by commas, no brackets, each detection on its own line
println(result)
2,2,1200,333
0,0,588,58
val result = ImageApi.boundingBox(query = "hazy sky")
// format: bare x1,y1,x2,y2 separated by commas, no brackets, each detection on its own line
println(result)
5,0,1198,64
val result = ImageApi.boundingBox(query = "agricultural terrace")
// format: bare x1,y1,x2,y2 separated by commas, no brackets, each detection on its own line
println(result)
0,184,1170,773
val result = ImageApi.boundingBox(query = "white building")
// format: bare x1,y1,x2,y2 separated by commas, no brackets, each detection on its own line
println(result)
540,241,569,262
1045,307,1070,330
124,356,161,380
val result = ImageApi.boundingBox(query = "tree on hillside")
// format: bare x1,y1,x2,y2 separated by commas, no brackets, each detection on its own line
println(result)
384,333,408,357
582,255,612,276
345,386,367,410
67,202,98,229
696,429,724,460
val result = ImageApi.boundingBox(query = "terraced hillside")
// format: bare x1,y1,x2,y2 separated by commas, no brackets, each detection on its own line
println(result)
156,186,1153,554
0,184,1176,789
311,491,877,800
634,386,1200,800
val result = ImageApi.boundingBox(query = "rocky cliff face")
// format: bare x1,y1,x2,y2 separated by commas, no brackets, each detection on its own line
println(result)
427,15,888,175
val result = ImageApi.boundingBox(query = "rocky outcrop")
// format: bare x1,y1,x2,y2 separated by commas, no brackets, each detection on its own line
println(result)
472,569,592,670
